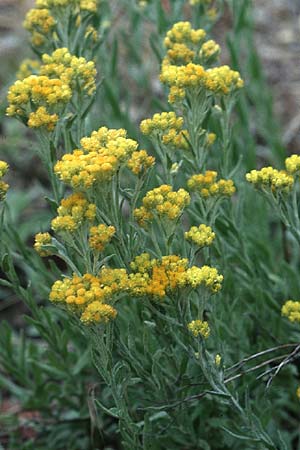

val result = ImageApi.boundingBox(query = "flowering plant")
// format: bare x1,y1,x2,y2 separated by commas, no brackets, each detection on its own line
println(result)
1,1,300,449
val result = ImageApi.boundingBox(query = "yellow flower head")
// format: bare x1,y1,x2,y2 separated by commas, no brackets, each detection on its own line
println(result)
188,171,236,198
89,224,115,252
50,273,113,309
134,185,190,227
6,75,72,129
285,154,300,175
185,224,215,247
34,232,53,257
41,48,97,95
140,112,189,150
281,300,300,323
127,150,155,175
205,65,244,94
188,319,210,338
0,161,9,178
0,161,9,201
51,192,96,233
98,267,129,293
140,112,184,135
80,302,117,324
129,255,188,299
36,0,99,12
179,265,223,292
55,127,138,190
164,22,206,49
246,167,294,193
23,8,55,35
28,106,58,131
199,39,220,61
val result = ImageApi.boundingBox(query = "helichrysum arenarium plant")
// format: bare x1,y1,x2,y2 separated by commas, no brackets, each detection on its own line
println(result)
1,0,300,449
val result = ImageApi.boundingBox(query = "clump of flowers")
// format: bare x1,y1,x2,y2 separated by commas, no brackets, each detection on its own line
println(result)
28,106,59,131
0,161,9,201
36,0,99,12
188,319,210,338
133,185,190,227
187,171,236,198
199,40,220,62
49,272,118,324
55,127,138,189
140,112,189,150
179,265,223,292
285,154,300,175
23,8,55,47
160,22,243,105
6,75,72,130
7,46,97,132
128,253,223,299
246,167,294,192
127,150,155,175
34,232,53,256
89,225,116,252
185,224,215,247
41,48,97,95
51,193,96,233
281,300,300,323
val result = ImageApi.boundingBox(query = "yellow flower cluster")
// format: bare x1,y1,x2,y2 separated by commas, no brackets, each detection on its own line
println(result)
89,224,115,252
140,112,189,150
129,253,223,299
297,387,300,400
188,170,236,198
140,112,183,135
281,300,300,323
51,193,96,233
246,167,294,192
160,22,243,104
41,48,97,95
55,127,138,189
34,232,53,257
205,66,244,95
0,161,8,178
185,224,215,247
17,59,41,80
0,161,9,201
28,106,58,131
199,40,220,61
134,184,190,227
36,0,99,12
285,154,300,175
50,273,117,325
81,302,117,324
127,150,155,175
161,63,243,103
8,47,97,130
164,22,206,50
6,75,71,129
23,8,55,35
180,265,223,292
188,319,210,338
